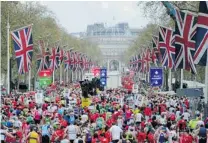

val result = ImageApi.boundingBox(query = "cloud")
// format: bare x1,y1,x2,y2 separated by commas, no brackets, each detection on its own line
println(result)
41,1,150,33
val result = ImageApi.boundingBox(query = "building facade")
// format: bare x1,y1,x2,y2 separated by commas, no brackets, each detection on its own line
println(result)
71,23,141,71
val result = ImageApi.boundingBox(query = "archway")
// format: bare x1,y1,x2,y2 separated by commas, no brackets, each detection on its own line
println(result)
109,60,119,71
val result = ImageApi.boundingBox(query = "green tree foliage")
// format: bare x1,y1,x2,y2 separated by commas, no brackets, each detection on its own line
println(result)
127,1,204,83
1,1,101,83
137,1,199,25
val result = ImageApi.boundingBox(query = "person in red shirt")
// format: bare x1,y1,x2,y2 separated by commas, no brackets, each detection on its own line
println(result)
179,131,194,143
104,127,111,142
12,99,17,108
159,103,167,114
15,126,23,143
29,101,35,109
147,132,154,143
92,133,100,143
177,116,187,132
99,133,109,143
137,131,147,143
60,118,68,128
144,106,152,121
125,108,132,121
51,124,65,142
184,99,189,109
106,117,114,128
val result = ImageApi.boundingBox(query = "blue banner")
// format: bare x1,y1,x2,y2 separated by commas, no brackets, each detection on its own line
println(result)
100,68,107,86
100,69,107,77
100,77,107,86
150,67,163,87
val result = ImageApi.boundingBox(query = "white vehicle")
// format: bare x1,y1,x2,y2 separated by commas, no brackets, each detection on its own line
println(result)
84,71,122,88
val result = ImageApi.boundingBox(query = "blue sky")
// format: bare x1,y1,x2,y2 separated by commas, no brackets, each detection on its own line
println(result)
41,1,150,33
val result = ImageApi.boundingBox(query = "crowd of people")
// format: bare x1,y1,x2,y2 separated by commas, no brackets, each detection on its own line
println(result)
0,82,208,143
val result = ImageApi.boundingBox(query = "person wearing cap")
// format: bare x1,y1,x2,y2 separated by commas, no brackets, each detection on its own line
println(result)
51,122,65,142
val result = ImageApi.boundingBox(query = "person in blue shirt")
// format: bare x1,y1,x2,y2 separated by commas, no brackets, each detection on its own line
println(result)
41,120,52,143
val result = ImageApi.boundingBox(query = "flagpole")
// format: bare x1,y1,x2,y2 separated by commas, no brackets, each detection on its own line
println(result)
205,65,208,104
168,69,172,90
147,71,150,83
60,63,62,84
66,68,69,84
28,69,31,91
180,69,183,89
7,12,10,94
53,70,55,84
72,70,74,82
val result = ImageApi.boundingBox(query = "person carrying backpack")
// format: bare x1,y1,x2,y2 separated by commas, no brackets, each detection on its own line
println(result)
85,130,92,143
196,124,207,143
69,112,75,125
157,127,168,143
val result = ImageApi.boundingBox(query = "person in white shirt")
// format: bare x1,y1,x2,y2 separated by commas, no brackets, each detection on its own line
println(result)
135,112,143,124
81,114,88,124
160,114,167,125
117,116,123,129
109,123,123,143
65,123,79,143
197,117,205,126
182,110,190,121
13,119,22,128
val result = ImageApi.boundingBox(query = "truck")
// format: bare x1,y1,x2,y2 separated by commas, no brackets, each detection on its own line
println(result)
84,71,122,89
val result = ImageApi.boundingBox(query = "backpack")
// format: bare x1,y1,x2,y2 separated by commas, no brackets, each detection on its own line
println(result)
199,127,206,137
69,115,75,124
86,132,92,142
159,132,166,143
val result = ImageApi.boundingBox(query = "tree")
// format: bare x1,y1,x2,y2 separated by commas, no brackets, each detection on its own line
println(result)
1,1,101,85
127,1,204,85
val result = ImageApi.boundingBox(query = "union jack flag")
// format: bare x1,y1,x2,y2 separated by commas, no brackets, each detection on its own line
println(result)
49,47,60,71
129,58,133,70
59,48,65,65
194,1,208,66
144,48,152,72
82,54,87,70
36,40,50,72
151,48,158,67
88,58,93,69
77,52,83,69
85,56,89,70
158,26,175,69
141,50,146,73
64,49,73,70
152,35,161,64
11,25,33,74
131,55,135,71
135,55,139,72
71,51,78,71
136,54,142,72
175,10,197,73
